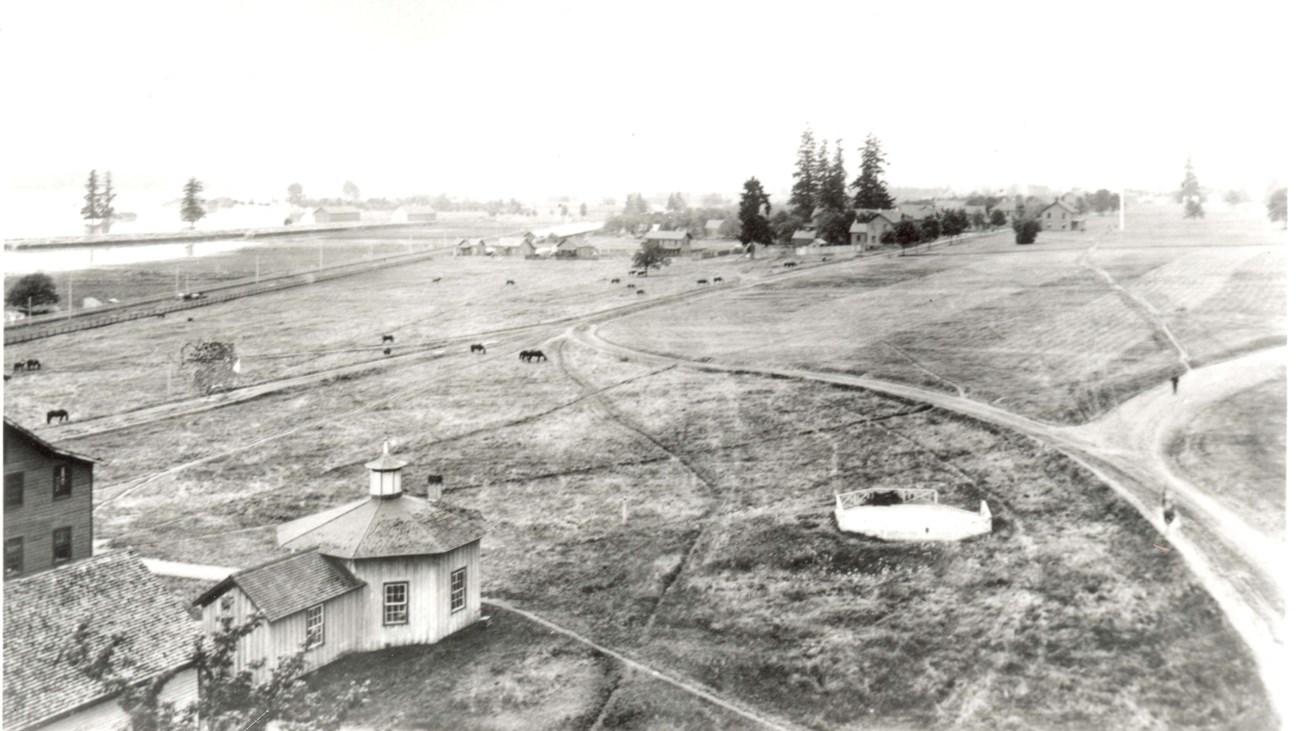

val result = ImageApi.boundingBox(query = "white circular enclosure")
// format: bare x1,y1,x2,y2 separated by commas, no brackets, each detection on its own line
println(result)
835,488,991,541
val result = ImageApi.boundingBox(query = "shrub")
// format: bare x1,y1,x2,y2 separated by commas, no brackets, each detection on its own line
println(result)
1012,218,1040,245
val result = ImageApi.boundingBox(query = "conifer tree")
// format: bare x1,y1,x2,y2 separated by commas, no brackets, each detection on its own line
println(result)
819,139,849,212
738,177,774,247
852,134,894,210
100,172,117,222
789,127,819,220
81,170,101,222
181,177,207,228
1181,157,1204,219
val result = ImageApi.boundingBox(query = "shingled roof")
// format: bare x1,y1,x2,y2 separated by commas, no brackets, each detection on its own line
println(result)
193,550,365,622
277,495,486,560
3,417,97,464
643,230,691,241
3,551,197,730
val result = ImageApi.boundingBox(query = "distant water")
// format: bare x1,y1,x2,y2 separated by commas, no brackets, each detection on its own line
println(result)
1,190,289,240
4,239,256,275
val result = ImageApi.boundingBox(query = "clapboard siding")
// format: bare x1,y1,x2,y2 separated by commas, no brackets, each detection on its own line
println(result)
3,430,93,579
343,540,481,651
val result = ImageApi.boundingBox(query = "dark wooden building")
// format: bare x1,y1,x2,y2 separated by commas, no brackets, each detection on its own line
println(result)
4,418,96,580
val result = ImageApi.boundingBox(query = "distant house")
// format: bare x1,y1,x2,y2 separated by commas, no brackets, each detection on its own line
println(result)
850,210,902,249
455,239,490,256
391,205,438,224
4,418,96,580
194,442,487,682
555,239,598,259
496,236,537,258
643,230,692,252
898,203,935,221
792,229,818,246
1038,200,1085,231
310,206,362,224
3,550,199,731
991,199,1019,219
703,219,725,238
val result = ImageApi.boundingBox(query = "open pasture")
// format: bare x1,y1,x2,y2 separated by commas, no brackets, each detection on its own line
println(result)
600,205,1285,424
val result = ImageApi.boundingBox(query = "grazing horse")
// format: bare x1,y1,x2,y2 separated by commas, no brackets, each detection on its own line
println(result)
821,256,829,261
383,348,392,356
505,279,516,286
636,270,648,277
712,276,723,283
610,278,621,284
4,375,10,382
470,343,486,354
636,289,646,295
696,279,709,285
12,362,24,373
783,261,797,268
626,283,637,289
381,334,395,344
518,349,548,362
431,277,442,283
46,409,69,424
628,270,638,276
25,359,40,371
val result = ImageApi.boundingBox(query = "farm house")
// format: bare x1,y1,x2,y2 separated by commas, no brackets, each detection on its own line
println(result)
310,206,363,224
1038,200,1085,231
194,442,486,681
4,418,97,579
643,229,692,253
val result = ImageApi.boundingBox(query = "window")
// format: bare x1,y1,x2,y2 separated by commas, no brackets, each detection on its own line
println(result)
52,465,72,500
52,527,72,565
383,582,408,625
5,537,23,577
5,473,23,508
450,568,467,613
306,604,325,648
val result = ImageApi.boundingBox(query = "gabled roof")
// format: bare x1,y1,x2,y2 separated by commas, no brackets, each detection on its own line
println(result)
849,222,871,233
314,206,362,214
457,238,485,247
644,230,691,241
898,204,935,220
3,551,197,730
277,495,487,560
497,236,533,249
792,229,817,241
1038,200,1078,215
3,417,97,465
557,239,595,250
193,550,365,622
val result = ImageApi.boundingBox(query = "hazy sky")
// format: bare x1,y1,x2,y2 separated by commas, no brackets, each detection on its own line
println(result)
3,0,1291,203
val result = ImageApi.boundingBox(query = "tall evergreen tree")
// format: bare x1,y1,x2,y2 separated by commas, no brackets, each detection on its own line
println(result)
738,177,774,247
1181,157,1204,219
81,169,100,222
851,134,894,210
789,127,819,220
99,171,116,222
818,139,849,212
813,140,830,210
181,177,207,228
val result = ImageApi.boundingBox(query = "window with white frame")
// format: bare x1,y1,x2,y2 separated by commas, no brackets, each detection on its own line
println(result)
383,582,408,625
450,568,467,613
306,604,324,648
52,465,72,500
52,527,72,565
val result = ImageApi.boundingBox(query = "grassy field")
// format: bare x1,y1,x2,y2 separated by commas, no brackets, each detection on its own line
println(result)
600,204,1285,424
1168,375,1287,542
5,203,1280,728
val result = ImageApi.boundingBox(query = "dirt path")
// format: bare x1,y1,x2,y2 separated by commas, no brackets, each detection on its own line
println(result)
1079,234,1192,371
570,323,1286,712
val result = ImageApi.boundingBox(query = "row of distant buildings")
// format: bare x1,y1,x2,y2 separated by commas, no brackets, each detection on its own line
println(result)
4,416,487,730
285,204,442,226
846,196,1086,249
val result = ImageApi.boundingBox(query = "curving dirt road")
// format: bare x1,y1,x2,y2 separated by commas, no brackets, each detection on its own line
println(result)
568,323,1287,712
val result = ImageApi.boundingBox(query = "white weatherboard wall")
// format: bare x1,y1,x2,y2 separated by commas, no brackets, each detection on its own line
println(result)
836,501,992,541
341,542,481,651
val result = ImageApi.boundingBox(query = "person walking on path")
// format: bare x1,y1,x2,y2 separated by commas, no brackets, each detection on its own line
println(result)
1171,374,1180,394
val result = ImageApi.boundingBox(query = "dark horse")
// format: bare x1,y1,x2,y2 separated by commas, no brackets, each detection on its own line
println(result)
470,343,486,354
506,279,516,286
518,349,548,362
713,276,723,283
610,278,621,284
696,279,709,285
46,409,69,424
636,289,646,295
383,348,392,356
381,334,395,344
12,362,25,373
25,359,41,371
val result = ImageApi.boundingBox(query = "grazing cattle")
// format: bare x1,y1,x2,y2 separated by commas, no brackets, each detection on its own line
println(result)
628,270,638,275
636,271,648,277
46,409,69,424
713,276,723,283
696,279,709,285
383,348,392,356
431,277,442,283
470,343,486,354
506,279,516,286
636,289,646,295
822,256,829,261
12,362,24,373
381,334,395,344
187,317,194,322
25,359,40,371
156,312,166,318
610,278,621,284
4,375,10,382
783,261,798,268
626,284,636,289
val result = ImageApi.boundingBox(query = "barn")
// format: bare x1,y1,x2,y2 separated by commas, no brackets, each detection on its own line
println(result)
555,239,598,259
455,239,490,256
497,235,536,257
391,205,438,223
643,230,692,252
310,206,363,224
3,550,199,731
4,418,97,580
194,442,487,682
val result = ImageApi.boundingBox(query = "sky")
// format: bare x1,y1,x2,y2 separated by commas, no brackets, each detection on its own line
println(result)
2,0,1292,205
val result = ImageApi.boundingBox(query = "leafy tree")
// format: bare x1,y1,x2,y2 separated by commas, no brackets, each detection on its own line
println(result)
890,220,923,253
1013,218,1041,244
100,172,117,222
66,614,367,731
1181,158,1204,219
343,181,360,202
81,170,101,222
632,241,673,271
971,210,987,229
851,133,894,210
6,272,60,315
1267,188,1287,228
790,126,819,220
770,210,806,245
941,209,968,238
287,183,304,206
181,178,206,228
701,192,726,206
990,209,1007,227
666,192,685,211
1223,189,1247,207
738,177,774,247
813,208,854,245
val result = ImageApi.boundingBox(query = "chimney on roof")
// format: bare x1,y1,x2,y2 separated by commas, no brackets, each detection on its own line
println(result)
365,439,408,498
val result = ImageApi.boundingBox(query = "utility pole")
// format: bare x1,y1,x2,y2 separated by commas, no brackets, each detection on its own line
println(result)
67,277,73,319
318,241,323,270
255,254,260,283
1119,188,1125,231
175,265,180,294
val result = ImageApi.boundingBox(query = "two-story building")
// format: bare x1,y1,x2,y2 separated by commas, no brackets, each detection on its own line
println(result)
643,230,692,253
1038,200,1085,231
4,418,96,580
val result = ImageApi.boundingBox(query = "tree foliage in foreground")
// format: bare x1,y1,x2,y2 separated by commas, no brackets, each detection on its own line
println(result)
632,241,673,271
65,614,368,731
6,272,59,314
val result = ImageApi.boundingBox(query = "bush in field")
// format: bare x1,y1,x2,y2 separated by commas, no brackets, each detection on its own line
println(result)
1013,218,1041,244
990,209,1007,227
632,241,673,271
1267,188,1287,228
920,215,941,242
6,273,59,315
889,220,923,254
